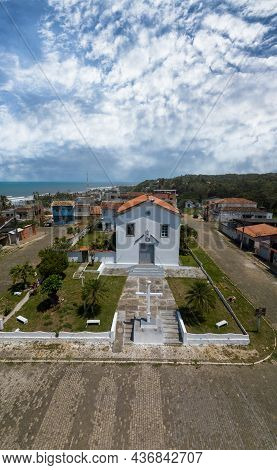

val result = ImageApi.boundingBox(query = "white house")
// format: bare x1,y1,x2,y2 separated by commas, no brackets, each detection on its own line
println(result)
115,195,180,266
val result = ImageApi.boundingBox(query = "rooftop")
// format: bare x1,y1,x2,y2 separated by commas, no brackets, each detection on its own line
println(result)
236,223,277,238
117,194,179,214
215,198,256,205
51,201,75,207
215,206,268,213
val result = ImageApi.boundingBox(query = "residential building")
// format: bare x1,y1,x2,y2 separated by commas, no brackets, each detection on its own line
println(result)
184,200,201,209
51,201,75,225
90,205,102,227
236,223,277,252
101,202,122,231
116,194,180,266
204,197,272,222
1,205,43,222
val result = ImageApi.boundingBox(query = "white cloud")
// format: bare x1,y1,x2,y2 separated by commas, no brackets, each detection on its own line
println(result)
0,0,276,180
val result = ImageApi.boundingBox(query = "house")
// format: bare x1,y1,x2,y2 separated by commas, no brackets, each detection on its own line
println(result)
90,205,102,226
205,198,272,222
74,203,91,222
115,194,180,266
236,223,277,252
1,205,43,222
51,201,75,225
101,202,122,231
184,200,201,209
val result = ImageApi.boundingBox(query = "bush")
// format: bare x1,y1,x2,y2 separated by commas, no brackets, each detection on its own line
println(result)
38,248,68,279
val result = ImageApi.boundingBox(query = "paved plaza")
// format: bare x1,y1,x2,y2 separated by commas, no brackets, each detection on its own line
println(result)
0,361,276,449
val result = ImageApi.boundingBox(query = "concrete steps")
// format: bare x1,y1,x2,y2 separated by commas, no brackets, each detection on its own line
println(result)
160,310,181,345
128,265,164,278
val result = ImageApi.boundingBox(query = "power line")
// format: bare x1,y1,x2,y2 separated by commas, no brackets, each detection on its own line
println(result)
168,23,268,178
0,0,114,186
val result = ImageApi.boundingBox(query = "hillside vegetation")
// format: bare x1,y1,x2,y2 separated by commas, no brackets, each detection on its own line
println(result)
131,173,277,211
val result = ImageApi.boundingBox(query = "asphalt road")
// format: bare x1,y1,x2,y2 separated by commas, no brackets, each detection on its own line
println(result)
184,215,277,328
0,226,68,293
0,362,276,450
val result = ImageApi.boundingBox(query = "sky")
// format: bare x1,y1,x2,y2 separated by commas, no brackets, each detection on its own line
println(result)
0,0,276,183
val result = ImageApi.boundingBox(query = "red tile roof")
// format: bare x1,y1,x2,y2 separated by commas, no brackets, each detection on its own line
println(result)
117,194,179,214
51,200,75,207
101,202,122,210
215,198,256,205
236,224,277,238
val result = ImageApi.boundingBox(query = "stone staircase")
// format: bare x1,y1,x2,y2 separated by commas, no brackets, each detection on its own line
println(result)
160,310,181,345
128,265,164,278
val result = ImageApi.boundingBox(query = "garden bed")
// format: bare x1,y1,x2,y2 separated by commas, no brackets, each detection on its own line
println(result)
179,254,198,267
189,245,275,351
4,265,126,333
167,277,241,334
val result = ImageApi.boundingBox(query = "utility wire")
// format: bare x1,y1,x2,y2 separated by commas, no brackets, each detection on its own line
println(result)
168,22,268,178
0,0,114,186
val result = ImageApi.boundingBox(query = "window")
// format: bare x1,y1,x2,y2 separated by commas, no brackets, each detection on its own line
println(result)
126,223,135,236
145,210,151,216
161,224,169,237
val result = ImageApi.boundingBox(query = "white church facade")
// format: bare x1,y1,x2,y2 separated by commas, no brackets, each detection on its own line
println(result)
115,195,180,266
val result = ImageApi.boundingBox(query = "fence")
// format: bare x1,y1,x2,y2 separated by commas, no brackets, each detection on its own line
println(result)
176,311,250,346
189,248,248,335
0,312,119,344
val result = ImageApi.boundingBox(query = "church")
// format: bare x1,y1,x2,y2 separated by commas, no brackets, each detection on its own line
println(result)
115,194,180,266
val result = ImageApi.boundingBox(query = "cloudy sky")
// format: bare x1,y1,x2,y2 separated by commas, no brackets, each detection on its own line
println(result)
0,0,276,183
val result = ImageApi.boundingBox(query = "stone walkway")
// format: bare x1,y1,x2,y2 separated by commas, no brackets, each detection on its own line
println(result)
116,276,180,347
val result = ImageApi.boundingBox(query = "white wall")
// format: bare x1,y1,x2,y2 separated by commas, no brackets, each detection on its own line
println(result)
116,201,180,265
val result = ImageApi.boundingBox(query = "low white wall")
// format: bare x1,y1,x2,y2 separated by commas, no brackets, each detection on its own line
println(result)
94,251,116,263
0,330,113,343
110,311,118,342
176,311,250,346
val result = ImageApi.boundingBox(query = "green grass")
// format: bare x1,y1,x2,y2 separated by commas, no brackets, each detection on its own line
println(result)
179,254,198,267
167,277,241,334
189,245,275,352
76,230,112,249
0,288,26,318
4,265,126,333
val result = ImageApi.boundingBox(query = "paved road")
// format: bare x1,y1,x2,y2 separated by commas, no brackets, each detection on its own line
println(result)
0,362,275,449
0,226,68,293
184,215,277,328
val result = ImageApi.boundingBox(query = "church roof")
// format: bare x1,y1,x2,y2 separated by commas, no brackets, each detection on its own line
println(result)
117,194,179,215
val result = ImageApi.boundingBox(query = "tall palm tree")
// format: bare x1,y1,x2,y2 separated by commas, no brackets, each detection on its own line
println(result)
10,262,35,288
82,278,105,315
185,280,216,316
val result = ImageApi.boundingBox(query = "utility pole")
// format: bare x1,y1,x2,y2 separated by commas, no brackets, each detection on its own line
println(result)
255,308,266,332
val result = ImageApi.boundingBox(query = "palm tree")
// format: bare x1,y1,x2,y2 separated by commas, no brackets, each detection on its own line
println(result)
41,274,62,305
185,280,216,316
10,262,35,288
82,278,105,315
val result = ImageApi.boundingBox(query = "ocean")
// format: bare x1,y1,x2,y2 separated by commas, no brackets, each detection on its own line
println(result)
0,181,132,197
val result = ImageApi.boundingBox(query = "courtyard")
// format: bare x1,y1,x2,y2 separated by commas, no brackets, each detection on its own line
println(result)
0,361,276,450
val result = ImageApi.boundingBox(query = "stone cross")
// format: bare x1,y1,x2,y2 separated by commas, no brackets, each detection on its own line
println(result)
136,280,162,323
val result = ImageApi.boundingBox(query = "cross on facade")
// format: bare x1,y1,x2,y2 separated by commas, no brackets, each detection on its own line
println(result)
136,280,163,323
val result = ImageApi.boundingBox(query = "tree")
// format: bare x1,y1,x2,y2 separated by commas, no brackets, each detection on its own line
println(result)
9,262,35,288
41,274,62,305
0,195,10,210
53,236,71,251
185,280,216,316
82,278,105,315
38,248,69,280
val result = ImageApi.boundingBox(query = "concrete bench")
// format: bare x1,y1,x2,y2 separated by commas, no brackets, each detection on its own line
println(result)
16,315,28,325
86,319,100,326
216,320,228,328
14,291,22,296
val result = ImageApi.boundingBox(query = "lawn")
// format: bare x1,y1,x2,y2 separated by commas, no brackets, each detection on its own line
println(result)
179,254,198,267
75,230,113,249
189,245,275,351
167,277,241,334
4,265,126,333
0,288,26,318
